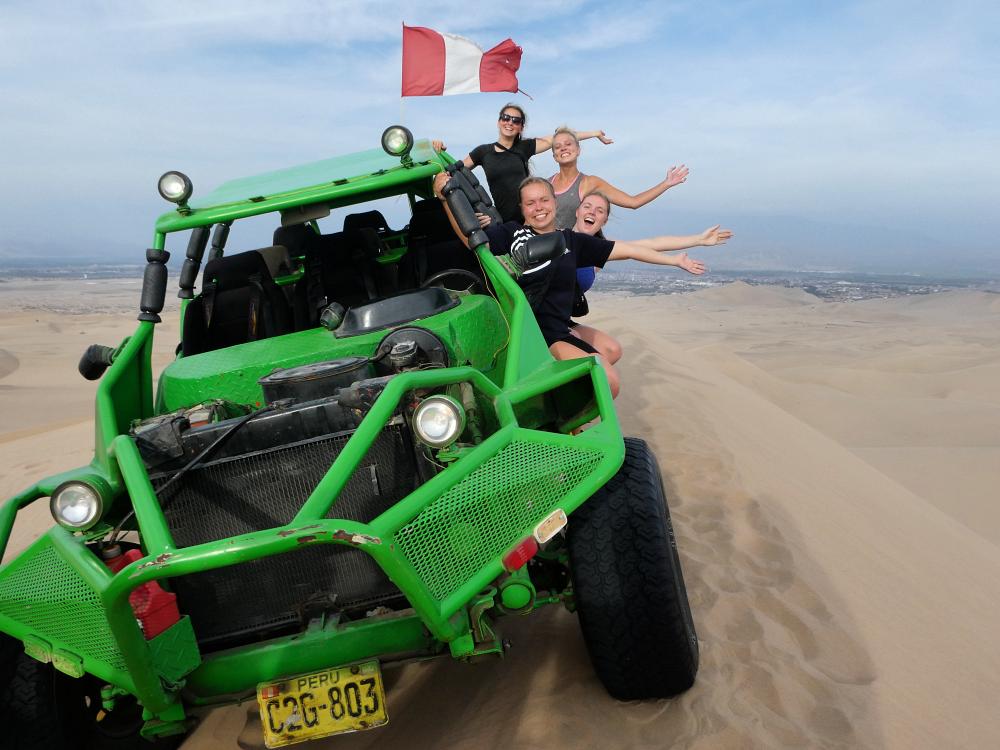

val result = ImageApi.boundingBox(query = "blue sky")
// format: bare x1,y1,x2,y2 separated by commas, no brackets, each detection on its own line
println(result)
1,0,998,272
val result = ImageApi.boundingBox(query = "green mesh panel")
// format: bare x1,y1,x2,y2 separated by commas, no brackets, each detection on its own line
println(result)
0,540,127,672
396,440,603,601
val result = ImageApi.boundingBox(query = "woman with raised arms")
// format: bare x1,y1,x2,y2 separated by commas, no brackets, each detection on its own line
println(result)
549,125,690,338
565,191,714,367
433,104,612,224
548,126,689,231
433,173,732,398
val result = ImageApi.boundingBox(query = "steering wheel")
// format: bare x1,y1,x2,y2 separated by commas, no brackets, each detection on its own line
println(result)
420,269,485,294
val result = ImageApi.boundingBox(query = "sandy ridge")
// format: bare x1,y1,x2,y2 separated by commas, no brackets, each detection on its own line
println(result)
0,282,997,748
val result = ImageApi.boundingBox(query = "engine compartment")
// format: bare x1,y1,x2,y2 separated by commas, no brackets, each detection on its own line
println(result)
157,292,506,413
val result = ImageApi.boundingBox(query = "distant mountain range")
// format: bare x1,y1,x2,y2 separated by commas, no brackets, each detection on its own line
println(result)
618,212,1000,278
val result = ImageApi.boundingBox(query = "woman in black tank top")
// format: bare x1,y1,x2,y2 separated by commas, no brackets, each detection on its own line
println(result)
432,104,612,222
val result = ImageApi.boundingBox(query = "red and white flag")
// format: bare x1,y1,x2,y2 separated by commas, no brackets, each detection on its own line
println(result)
401,24,522,97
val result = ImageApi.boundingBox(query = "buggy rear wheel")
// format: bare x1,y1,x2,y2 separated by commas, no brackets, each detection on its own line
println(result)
568,437,698,699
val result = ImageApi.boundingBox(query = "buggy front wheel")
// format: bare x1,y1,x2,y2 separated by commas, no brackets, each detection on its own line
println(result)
567,437,699,699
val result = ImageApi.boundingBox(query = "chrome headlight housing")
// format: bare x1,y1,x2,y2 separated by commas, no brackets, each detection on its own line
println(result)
381,125,414,158
157,171,193,204
412,395,465,448
49,481,103,530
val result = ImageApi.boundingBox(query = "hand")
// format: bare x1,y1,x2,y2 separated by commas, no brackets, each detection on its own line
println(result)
677,253,706,275
432,139,446,152
597,131,614,145
665,165,689,188
433,172,450,200
475,212,492,229
698,225,733,246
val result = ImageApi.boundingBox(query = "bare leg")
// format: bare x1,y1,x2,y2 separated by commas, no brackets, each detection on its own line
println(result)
549,340,620,398
570,324,623,364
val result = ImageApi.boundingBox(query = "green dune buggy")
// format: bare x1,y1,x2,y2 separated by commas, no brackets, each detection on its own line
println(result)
0,127,697,748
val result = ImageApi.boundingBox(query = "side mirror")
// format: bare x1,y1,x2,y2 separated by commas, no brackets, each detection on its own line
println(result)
497,231,567,280
524,232,567,265
79,344,116,381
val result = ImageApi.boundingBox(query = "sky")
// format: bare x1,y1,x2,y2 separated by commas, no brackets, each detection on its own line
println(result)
1,0,998,274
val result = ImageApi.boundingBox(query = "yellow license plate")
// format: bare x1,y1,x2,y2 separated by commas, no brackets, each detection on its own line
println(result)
257,661,388,748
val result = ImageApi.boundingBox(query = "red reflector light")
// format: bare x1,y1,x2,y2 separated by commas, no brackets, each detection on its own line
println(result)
502,536,539,572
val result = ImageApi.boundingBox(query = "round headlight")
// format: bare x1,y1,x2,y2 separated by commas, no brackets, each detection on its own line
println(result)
381,125,414,158
157,171,193,204
50,481,103,530
412,395,465,448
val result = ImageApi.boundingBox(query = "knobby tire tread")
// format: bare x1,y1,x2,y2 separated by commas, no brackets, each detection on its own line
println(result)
0,634,180,749
568,438,698,700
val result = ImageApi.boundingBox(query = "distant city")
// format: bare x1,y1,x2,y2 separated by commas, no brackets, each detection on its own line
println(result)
2,259,999,304
595,268,1000,303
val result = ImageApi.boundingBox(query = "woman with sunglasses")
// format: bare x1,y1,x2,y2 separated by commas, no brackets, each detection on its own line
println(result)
434,104,612,223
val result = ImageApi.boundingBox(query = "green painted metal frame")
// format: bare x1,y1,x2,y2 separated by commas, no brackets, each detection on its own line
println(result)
0,140,628,719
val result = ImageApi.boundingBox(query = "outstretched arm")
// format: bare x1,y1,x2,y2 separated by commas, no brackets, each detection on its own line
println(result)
584,166,688,210
576,129,614,145
533,129,614,154
627,225,733,252
607,226,732,273
431,141,475,169
608,243,707,275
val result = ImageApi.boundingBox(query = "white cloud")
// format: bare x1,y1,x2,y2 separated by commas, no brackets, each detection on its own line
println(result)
1,0,998,260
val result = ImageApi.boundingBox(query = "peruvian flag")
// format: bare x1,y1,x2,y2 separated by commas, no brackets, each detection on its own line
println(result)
401,24,522,97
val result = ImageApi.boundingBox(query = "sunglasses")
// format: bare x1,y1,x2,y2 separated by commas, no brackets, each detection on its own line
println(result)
499,113,525,125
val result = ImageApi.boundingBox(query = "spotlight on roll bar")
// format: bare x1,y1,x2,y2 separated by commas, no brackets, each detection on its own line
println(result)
158,171,193,208
381,126,414,160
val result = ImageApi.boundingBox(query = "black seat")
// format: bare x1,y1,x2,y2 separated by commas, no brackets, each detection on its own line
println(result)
343,210,415,296
273,224,312,258
182,251,294,356
343,210,393,240
407,199,484,285
294,230,381,328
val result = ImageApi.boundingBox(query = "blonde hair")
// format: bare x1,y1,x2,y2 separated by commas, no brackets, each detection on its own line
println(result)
552,125,580,146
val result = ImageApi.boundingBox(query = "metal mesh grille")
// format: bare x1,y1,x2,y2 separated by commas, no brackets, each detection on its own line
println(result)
159,424,414,547
0,540,127,671
173,544,404,647
395,440,604,601
153,424,414,647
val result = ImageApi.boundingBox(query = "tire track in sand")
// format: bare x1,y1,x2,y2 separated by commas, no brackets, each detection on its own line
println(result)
612,325,878,749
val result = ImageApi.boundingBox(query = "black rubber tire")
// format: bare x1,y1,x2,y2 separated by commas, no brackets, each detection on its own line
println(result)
0,634,182,749
568,437,699,700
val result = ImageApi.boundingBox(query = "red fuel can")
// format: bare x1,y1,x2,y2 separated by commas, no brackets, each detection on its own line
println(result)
103,545,180,639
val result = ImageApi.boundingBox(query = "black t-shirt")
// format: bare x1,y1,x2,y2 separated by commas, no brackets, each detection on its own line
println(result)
469,138,537,223
485,222,614,344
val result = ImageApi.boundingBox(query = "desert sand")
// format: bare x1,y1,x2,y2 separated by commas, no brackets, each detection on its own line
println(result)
2,278,999,749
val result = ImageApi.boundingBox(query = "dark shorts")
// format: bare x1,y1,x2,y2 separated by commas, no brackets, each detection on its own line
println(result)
550,332,599,355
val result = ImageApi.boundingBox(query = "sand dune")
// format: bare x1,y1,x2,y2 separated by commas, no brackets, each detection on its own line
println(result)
0,349,18,380
1,280,999,749
680,281,822,308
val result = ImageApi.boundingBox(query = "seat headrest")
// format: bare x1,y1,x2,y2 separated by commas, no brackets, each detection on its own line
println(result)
273,223,313,250
203,250,274,288
344,210,391,235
